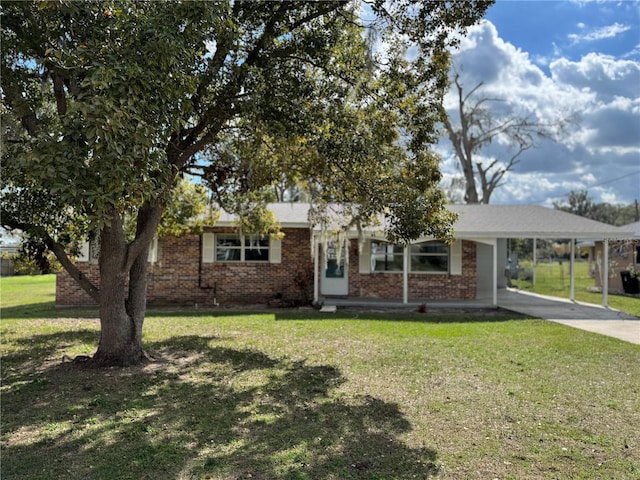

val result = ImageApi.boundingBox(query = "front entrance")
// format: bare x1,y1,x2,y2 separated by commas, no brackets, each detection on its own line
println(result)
321,240,349,296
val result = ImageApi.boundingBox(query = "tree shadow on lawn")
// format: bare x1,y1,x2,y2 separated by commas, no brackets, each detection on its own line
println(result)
1,328,100,374
2,333,439,480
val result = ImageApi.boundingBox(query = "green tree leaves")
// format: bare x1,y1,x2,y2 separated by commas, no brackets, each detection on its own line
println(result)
1,0,491,364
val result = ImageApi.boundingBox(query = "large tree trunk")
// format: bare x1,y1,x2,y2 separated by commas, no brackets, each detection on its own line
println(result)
88,203,162,367
90,214,146,367
463,163,479,204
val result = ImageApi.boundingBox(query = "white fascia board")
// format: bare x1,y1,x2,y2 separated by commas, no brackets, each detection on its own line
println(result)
455,230,634,240
214,220,310,229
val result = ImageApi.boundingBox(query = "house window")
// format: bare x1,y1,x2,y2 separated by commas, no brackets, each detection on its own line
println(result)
215,234,269,262
371,241,404,271
410,241,449,273
79,235,157,263
216,235,242,261
244,236,269,262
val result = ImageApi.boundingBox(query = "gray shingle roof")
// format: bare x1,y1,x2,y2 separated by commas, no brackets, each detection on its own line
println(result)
622,220,640,237
449,205,633,239
215,203,633,239
215,202,311,228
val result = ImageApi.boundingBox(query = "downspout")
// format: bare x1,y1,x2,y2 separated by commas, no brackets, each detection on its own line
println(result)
313,233,319,305
403,245,409,304
198,234,203,288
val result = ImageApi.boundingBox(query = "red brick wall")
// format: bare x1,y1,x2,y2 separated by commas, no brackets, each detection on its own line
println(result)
56,263,100,306
195,228,314,306
345,239,477,301
57,232,478,306
56,228,314,306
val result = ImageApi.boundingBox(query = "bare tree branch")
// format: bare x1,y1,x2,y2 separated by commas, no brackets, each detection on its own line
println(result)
442,72,569,204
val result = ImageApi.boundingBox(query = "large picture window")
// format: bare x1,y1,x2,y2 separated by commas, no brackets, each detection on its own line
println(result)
216,235,269,262
203,232,280,264
410,241,449,273
371,241,404,271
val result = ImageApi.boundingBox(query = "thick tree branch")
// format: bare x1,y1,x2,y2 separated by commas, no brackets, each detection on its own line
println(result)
169,4,297,172
125,201,163,272
49,66,68,116
47,235,100,303
191,2,242,113
173,2,347,175
2,81,39,136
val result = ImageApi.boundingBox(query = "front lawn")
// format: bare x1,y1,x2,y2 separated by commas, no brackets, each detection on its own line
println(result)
2,276,639,479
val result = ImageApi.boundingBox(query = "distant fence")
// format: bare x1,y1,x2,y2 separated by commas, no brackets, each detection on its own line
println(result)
1,257,15,276
512,260,593,293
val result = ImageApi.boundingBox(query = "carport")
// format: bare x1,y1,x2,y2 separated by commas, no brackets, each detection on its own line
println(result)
449,205,635,308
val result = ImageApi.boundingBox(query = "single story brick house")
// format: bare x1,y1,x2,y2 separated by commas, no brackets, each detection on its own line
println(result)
56,203,633,308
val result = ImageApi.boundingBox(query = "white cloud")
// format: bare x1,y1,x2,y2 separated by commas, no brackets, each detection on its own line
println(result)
580,173,597,184
550,53,640,100
623,43,640,59
568,22,632,44
441,21,640,206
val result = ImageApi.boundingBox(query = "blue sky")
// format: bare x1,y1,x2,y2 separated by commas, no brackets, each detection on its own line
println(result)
487,1,639,71
438,0,640,207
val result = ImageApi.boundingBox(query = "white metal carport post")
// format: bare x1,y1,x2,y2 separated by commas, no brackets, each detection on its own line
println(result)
602,239,609,307
569,238,576,302
532,238,537,286
492,239,498,306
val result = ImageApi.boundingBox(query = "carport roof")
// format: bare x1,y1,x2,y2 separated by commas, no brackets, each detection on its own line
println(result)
449,204,633,239
623,220,640,238
214,203,633,240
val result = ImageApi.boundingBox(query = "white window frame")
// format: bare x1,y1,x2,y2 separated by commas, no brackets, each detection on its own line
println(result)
410,240,450,273
360,239,461,275
215,234,244,261
78,235,158,264
370,240,404,272
242,236,270,262
202,233,281,264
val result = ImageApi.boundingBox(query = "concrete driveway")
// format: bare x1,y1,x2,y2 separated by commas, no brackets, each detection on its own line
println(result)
498,288,640,345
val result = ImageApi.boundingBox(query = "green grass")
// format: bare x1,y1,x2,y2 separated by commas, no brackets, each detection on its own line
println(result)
2,276,640,479
0,274,97,319
0,273,57,311
512,260,640,317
